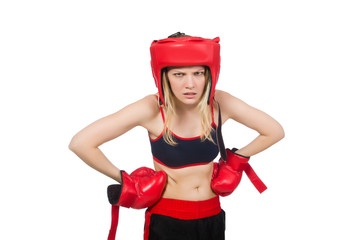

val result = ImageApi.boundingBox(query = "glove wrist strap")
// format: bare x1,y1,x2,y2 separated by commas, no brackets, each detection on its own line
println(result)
228,149,267,194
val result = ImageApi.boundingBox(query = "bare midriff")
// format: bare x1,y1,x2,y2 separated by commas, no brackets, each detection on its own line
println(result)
154,161,216,201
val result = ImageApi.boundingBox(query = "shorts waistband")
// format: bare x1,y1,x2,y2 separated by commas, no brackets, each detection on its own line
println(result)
147,196,221,220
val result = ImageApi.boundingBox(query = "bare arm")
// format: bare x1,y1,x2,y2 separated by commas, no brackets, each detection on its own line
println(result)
215,90,285,157
68,95,159,183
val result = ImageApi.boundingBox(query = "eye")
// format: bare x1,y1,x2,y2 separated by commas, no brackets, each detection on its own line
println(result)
174,73,184,77
194,71,205,76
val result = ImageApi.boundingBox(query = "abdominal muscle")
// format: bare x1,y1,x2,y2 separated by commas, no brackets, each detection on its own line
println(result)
153,161,217,201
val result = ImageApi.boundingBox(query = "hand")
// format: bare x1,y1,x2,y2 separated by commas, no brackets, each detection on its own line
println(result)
211,148,267,196
107,167,167,209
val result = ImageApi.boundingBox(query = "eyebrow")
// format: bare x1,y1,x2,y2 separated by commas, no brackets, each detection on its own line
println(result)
170,67,205,73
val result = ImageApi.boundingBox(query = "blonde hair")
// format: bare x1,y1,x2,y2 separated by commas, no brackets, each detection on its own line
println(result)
161,67,216,146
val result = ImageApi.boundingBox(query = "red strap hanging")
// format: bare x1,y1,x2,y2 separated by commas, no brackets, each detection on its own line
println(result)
107,205,120,240
244,163,267,193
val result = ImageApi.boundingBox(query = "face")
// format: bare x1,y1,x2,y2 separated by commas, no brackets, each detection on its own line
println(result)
166,66,206,106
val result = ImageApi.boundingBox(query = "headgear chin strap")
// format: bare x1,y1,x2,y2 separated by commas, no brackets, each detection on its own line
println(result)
150,36,221,105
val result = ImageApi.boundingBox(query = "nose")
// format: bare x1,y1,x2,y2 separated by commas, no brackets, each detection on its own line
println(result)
185,74,195,89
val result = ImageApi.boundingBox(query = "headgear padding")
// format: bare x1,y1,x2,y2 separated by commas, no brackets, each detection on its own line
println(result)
150,36,221,105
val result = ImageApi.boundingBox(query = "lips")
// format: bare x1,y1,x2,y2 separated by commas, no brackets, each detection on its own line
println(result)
183,92,197,98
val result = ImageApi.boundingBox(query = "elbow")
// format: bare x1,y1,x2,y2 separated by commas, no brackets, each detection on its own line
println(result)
265,124,284,144
68,134,98,155
68,138,77,153
68,135,82,154
274,125,285,142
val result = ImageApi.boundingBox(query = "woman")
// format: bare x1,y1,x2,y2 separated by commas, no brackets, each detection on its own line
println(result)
69,32,284,240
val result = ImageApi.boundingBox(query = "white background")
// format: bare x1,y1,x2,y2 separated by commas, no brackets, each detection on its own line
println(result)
1,0,361,239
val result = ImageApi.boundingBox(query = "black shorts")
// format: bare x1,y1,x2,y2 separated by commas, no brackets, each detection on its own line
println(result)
144,196,225,240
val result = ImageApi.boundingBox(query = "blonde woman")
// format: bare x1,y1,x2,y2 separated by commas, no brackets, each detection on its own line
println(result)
69,32,284,240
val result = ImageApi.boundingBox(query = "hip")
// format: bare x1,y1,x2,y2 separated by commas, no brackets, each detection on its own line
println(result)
144,196,225,240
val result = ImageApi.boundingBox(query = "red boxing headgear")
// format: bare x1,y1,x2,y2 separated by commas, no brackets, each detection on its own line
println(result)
150,36,221,105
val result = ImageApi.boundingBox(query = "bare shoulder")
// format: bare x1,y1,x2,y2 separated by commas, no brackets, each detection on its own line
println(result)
120,94,160,126
133,94,163,137
69,94,160,148
90,93,160,135
139,94,161,123
134,94,159,113
215,89,234,103
214,90,249,120
214,90,284,138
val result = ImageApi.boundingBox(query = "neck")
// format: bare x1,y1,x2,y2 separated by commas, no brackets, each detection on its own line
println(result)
174,101,200,116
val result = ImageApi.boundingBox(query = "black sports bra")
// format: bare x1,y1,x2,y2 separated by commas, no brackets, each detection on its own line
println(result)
149,105,219,168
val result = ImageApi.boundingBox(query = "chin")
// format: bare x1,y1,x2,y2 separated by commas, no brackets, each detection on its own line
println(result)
181,98,201,106
174,94,202,106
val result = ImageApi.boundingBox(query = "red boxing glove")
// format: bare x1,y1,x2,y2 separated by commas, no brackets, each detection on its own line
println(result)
107,167,167,240
211,148,267,196
107,167,167,209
